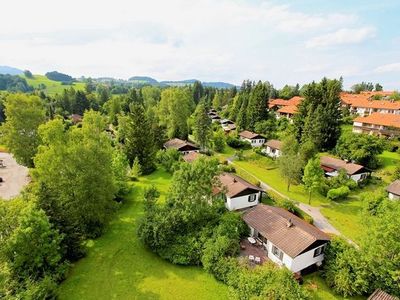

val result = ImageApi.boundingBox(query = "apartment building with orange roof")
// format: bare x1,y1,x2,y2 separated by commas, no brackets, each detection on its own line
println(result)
353,113,400,137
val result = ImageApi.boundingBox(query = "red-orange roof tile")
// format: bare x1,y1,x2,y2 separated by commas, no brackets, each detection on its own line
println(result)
354,113,400,129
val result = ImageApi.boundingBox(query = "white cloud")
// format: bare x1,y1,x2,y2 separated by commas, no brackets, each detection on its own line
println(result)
374,62,400,73
0,0,383,87
306,27,376,48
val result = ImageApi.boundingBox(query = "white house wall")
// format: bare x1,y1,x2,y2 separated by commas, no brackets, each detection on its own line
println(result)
240,137,265,147
250,228,327,273
225,192,260,211
265,240,293,269
262,146,281,158
290,244,327,273
388,192,400,200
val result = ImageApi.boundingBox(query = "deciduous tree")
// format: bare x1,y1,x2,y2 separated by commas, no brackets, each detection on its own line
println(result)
1,94,46,167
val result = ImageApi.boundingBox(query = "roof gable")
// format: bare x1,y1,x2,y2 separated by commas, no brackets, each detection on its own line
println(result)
164,138,199,151
217,173,263,198
239,130,264,140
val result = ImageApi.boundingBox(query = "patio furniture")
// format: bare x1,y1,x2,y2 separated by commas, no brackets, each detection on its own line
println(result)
247,237,256,245
248,255,255,262
0,160,5,168
255,257,261,264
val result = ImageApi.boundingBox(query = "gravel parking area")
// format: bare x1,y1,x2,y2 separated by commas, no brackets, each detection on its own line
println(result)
0,152,30,200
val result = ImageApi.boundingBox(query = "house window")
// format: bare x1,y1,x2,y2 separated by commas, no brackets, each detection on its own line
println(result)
313,246,325,257
272,245,283,260
248,194,257,202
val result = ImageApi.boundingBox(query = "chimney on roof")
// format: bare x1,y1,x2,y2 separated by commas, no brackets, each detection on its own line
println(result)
286,218,293,228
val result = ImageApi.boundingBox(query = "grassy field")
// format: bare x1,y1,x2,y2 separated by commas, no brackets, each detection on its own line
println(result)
21,74,85,95
58,169,230,300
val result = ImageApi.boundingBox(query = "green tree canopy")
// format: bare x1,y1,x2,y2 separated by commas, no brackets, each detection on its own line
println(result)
1,94,46,167
33,112,117,259
158,87,194,139
192,102,212,149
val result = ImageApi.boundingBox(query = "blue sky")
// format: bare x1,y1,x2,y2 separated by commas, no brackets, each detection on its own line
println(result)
0,0,399,89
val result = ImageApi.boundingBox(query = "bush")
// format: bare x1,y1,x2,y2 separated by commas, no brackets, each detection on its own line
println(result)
327,186,350,201
226,136,251,149
220,164,236,173
156,149,182,173
212,130,226,152
322,237,368,297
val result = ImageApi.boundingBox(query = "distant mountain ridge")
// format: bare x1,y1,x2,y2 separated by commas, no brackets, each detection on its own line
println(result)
129,76,236,88
0,66,236,89
0,66,23,75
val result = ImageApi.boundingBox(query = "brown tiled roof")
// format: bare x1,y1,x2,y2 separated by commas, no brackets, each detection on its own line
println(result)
182,151,202,163
239,130,264,139
216,173,263,198
269,96,303,108
278,105,298,114
287,96,303,105
70,114,83,123
320,156,364,175
361,91,395,97
368,289,398,300
223,123,237,131
269,98,288,108
354,113,400,129
265,139,283,150
386,180,400,196
243,204,330,258
163,138,199,150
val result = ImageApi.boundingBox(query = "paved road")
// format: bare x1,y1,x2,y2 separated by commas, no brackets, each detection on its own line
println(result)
0,152,30,200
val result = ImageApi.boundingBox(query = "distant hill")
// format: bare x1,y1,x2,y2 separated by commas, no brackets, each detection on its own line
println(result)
202,81,236,89
21,74,85,95
129,76,159,84
0,66,23,75
161,79,236,89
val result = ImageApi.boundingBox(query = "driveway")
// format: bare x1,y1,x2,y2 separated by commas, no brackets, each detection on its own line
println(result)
0,152,30,200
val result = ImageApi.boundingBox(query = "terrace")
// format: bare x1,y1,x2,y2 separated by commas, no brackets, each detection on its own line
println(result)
239,238,269,265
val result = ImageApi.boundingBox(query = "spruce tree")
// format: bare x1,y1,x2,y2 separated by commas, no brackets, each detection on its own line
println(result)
122,104,156,174
293,78,342,151
192,103,211,149
247,81,269,130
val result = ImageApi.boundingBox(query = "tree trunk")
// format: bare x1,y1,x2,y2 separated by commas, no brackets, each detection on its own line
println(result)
308,191,311,205
287,181,291,192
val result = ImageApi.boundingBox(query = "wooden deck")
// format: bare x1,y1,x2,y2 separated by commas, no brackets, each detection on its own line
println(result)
239,239,269,264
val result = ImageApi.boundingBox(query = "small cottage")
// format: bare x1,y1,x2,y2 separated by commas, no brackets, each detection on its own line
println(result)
239,130,265,147
262,140,283,158
242,204,330,273
320,156,369,183
214,173,263,211
163,138,200,154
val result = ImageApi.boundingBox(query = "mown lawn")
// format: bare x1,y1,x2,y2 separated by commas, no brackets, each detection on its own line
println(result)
376,150,400,182
58,169,229,300
21,74,85,95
